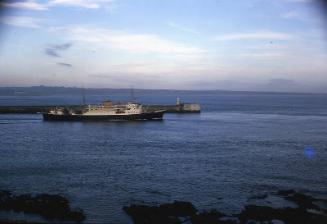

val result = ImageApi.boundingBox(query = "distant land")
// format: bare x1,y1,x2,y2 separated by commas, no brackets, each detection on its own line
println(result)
0,86,325,96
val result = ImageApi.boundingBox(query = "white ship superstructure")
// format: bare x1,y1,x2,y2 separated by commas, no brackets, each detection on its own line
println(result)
83,101,143,116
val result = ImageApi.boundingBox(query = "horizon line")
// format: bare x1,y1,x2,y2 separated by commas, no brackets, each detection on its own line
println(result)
0,85,326,95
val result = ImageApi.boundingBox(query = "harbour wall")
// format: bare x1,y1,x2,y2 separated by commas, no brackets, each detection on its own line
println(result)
0,104,201,114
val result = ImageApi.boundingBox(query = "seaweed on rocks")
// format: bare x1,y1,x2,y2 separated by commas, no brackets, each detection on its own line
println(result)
0,190,85,223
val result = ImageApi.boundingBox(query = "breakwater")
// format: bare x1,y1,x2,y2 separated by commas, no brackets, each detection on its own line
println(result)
0,103,201,114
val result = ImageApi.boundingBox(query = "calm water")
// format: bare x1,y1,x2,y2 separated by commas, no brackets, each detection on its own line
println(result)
1,91,327,223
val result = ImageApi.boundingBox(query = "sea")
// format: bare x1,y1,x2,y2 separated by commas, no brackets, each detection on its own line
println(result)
0,90,327,223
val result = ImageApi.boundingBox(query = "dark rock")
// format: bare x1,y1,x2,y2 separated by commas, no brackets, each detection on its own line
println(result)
123,201,196,224
0,190,85,223
124,190,327,224
191,210,227,224
0,219,44,224
249,193,268,200
124,201,236,224
277,190,296,197
123,205,179,224
159,201,197,217
238,190,327,224
238,204,327,224
285,192,320,210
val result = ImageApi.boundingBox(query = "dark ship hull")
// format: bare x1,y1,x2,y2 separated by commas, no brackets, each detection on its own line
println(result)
43,111,165,121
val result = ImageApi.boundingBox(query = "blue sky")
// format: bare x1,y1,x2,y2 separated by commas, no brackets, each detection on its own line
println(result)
0,0,326,92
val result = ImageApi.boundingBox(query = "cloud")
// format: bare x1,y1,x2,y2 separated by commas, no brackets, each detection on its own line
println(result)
281,0,312,3
53,42,73,50
87,73,164,89
50,26,205,55
213,31,293,41
48,0,115,9
1,0,48,10
57,62,73,67
45,42,73,57
167,22,199,34
1,0,115,10
281,10,299,18
263,78,305,92
268,78,295,85
45,48,60,57
0,16,41,28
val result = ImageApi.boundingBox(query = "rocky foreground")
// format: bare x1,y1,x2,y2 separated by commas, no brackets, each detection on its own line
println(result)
123,190,327,224
1,189,326,224
0,190,85,223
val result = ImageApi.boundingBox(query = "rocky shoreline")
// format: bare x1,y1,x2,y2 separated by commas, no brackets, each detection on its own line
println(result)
1,189,326,224
0,190,85,223
123,190,327,224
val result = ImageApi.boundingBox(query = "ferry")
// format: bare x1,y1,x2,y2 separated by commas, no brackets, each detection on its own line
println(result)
43,100,165,121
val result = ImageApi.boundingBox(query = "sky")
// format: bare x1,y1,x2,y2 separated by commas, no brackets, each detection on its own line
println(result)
0,0,326,92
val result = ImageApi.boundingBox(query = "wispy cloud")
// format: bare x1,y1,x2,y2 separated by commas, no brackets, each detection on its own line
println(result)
50,26,205,55
1,0,115,10
281,0,312,3
57,62,73,67
213,31,293,41
45,42,73,57
167,22,199,34
0,16,41,28
281,10,299,18
48,0,115,9
1,0,48,11
45,48,60,57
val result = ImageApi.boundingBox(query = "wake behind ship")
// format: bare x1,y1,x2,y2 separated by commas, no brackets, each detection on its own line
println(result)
43,100,165,121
